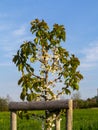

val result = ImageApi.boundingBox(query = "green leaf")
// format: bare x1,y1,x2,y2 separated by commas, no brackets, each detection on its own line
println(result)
33,81,41,92
13,55,18,63
18,77,23,85
34,38,38,44
20,92,26,100
72,83,79,90
18,64,23,71
27,94,33,101
30,57,36,62
64,88,71,95
18,111,23,119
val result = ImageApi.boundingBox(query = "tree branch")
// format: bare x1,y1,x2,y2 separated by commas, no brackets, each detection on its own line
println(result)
56,85,69,98
48,74,62,86
53,74,62,82
31,73,44,80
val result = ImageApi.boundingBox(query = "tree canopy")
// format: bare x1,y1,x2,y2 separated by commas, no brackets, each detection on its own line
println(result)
13,19,83,102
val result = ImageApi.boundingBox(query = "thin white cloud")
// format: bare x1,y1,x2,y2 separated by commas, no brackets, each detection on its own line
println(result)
80,41,98,70
13,25,27,36
83,43,98,62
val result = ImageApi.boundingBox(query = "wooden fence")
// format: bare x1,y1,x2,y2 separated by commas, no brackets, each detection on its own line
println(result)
9,99,73,130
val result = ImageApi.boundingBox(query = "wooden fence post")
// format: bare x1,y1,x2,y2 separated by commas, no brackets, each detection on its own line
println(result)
10,111,17,130
55,112,60,130
66,99,73,130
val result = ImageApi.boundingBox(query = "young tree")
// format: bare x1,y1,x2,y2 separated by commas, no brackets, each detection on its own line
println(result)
13,19,83,129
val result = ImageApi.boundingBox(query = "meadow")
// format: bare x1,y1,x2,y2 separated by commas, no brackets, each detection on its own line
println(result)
73,108,98,130
0,108,98,130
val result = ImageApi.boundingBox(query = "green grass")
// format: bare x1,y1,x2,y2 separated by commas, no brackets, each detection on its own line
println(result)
0,109,98,130
73,108,98,130
0,112,10,130
17,111,44,130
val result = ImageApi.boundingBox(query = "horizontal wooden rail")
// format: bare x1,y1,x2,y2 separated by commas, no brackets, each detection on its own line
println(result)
9,100,69,111
9,100,73,130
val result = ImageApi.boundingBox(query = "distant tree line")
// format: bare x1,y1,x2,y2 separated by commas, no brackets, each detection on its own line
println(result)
0,95,12,111
72,92,98,109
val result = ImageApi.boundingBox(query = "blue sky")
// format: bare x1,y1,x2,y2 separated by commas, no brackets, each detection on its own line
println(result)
0,0,98,100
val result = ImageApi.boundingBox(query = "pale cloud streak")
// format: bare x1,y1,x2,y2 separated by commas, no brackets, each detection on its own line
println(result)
13,25,27,36
80,41,98,70
0,23,33,68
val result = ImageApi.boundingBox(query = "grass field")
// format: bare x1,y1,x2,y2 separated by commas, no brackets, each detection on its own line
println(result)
0,108,98,130
73,108,98,130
